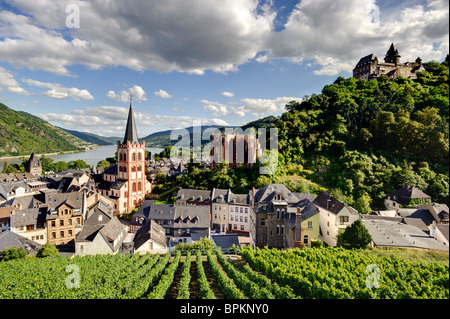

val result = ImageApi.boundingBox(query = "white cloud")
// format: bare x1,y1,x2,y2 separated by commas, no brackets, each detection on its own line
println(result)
154,89,173,99
200,99,229,117
0,0,276,75
266,0,449,75
0,66,30,96
221,91,234,98
241,96,302,113
107,85,147,102
21,78,93,101
0,0,447,77
38,105,229,137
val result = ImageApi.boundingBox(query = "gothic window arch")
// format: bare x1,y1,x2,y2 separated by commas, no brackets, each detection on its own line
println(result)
138,152,142,161
138,182,142,191
132,152,136,161
132,182,136,192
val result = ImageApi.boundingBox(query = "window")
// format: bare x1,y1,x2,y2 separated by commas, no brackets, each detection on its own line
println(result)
68,230,73,236
60,231,64,238
240,207,243,213
51,221,56,227
132,183,136,192
303,235,309,245
138,182,142,191
276,225,280,235
308,221,313,228
132,153,136,161
240,225,244,231
340,216,349,225
230,215,233,221
260,218,266,227
138,152,142,161
52,232,56,239
245,208,248,214
234,224,237,229
60,220,64,226
76,218,80,224
281,225,285,235
244,217,248,223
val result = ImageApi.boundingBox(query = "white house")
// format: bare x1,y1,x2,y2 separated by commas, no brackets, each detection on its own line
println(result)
313,191,360,246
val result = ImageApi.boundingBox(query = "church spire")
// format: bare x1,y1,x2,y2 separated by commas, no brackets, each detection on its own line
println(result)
123,97,139,144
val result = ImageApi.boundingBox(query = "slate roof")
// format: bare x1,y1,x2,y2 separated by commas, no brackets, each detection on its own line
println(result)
436,224,449,242
133,220,167,250
397,208,436,226
211,233,240,251
355,53,376,68
123,101,139,144
254,184,299,204
176,188,212,202
0,230,41,254
313,191,346,215
386,186,431,205
362,219,448,251
10,207,46,228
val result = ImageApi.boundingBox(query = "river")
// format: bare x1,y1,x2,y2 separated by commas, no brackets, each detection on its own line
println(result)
0,145,164,171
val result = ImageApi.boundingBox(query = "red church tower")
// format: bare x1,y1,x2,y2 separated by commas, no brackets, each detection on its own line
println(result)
116,99,149,212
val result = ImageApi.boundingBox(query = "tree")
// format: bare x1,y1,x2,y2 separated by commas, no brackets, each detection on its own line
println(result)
97,160,110,169
354,192,373,215
337,219,372,249
1,247,28,261
36,243,58,258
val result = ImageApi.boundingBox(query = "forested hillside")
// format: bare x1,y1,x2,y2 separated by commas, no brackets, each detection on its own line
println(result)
0,103,91,157
276,60,449,208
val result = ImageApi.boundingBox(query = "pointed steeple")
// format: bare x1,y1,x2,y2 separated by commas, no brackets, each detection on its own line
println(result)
123,97,139,144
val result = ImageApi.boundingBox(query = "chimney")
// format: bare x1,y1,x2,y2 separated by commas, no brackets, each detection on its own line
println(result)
430,221,437,238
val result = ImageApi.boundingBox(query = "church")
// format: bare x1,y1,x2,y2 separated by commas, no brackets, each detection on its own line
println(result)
88,100,152,215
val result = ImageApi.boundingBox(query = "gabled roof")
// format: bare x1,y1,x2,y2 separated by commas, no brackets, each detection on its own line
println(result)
313,191,345,215
387,186,431,205
10,207,46,227
134,220,167,250
254,184,299,204
176,188,212,202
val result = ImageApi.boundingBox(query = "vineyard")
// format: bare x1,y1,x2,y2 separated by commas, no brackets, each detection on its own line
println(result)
0,247,448,299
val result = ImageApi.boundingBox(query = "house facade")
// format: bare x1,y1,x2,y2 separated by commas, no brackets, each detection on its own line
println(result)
314,191,360,246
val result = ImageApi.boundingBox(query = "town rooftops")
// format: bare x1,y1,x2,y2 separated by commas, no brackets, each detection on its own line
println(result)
386,186,431,205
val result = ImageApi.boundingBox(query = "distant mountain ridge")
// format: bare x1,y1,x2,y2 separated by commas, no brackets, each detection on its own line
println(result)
0,103,89,157
59,128,120,146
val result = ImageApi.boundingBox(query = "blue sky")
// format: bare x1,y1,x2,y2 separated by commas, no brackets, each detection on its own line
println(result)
0,0,448,138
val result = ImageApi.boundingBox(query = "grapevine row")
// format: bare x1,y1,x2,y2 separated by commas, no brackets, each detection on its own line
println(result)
177,252,191,299
195,250,216,299
206,250,246,299
148,251,181,299
214,249,274,299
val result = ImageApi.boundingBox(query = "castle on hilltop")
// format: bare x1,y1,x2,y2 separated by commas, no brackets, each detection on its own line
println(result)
353,43,425,81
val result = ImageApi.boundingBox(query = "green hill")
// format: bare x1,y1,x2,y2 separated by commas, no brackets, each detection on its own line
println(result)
0,103,87,157
59,127,119,146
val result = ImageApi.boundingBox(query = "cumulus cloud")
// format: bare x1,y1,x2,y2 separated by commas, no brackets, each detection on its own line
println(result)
0,67,30,96
38,105,229,136
241,96,302,113
221,91,234,98
107,85,147,102
0,0,447,77
21,78,93,101
154,89,173,99
266,0,449,75
200,99,229,117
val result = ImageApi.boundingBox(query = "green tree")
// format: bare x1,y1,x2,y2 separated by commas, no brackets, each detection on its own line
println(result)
36,243,58,258
1,247,28,261
354,192,373,215
337,219,372,249
97,160,110,169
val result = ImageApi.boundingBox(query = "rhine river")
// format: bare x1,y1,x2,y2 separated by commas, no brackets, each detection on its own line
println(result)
0,145,164,171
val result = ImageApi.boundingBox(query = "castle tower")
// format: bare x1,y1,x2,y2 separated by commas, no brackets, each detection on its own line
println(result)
116,99,148,211
384,43,401,65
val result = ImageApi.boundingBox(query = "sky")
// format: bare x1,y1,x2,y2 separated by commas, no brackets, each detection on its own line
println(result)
0,0,448,138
